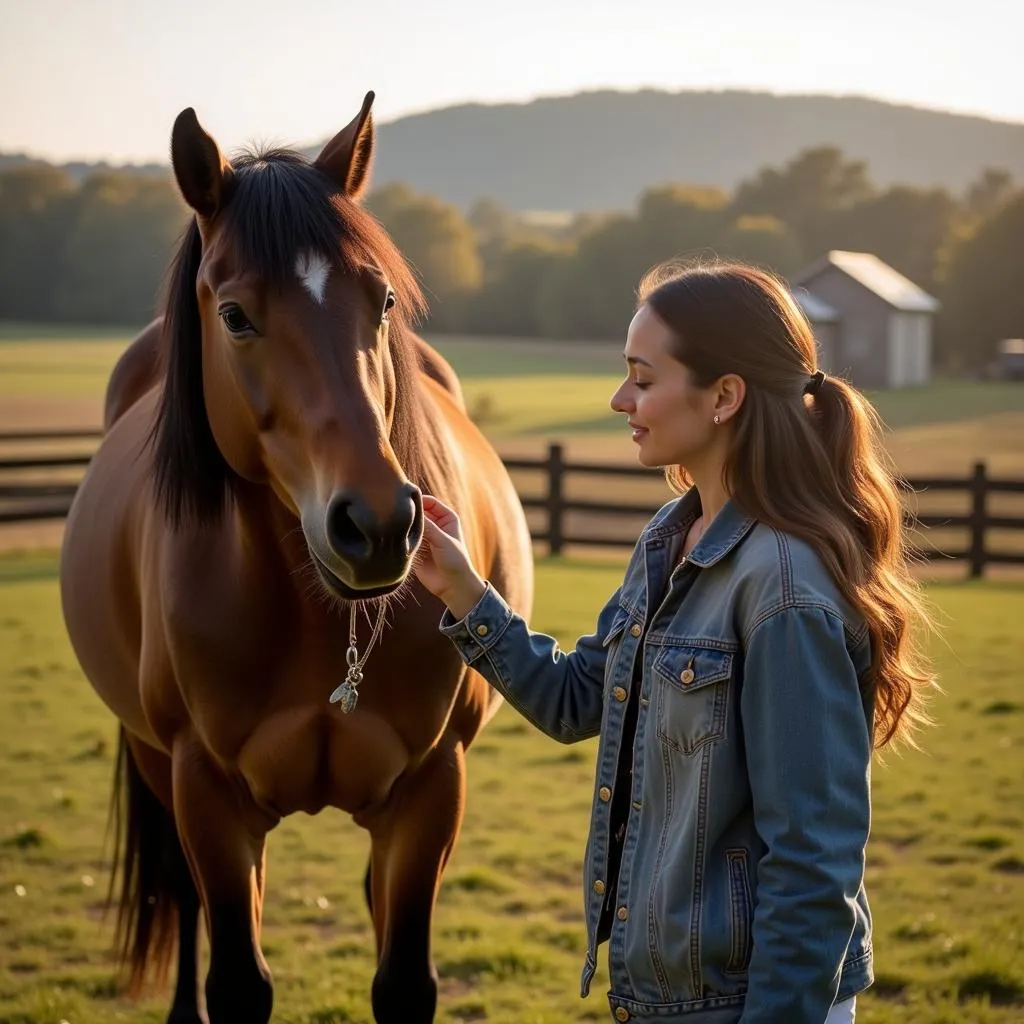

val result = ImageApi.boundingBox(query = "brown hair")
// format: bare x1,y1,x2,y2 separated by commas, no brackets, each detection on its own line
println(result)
638,259,935,748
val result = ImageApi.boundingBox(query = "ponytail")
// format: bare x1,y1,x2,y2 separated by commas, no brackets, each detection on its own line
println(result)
800,373,935,747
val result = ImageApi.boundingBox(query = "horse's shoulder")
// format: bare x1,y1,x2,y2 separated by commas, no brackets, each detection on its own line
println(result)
412,334,465,411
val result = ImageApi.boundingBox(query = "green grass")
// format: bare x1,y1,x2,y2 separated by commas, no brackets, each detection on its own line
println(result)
1,554,1022,1023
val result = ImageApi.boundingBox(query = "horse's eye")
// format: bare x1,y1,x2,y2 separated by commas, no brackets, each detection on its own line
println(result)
382,291,396,319
219,304,256,336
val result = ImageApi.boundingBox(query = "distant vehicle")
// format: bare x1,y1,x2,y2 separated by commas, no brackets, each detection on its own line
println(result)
997,338,1024,381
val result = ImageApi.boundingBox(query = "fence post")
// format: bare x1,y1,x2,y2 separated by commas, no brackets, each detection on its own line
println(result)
968,461,988,579
546,443,565,556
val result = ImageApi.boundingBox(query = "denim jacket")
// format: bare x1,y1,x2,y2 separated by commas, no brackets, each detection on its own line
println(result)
440,492,875,1023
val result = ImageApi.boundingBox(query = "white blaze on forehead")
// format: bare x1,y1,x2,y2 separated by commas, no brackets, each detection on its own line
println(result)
295,251,330,305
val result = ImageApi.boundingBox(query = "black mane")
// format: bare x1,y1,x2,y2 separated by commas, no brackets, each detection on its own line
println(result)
151,147,427,528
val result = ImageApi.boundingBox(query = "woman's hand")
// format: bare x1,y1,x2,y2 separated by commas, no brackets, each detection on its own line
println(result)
415,495,486,619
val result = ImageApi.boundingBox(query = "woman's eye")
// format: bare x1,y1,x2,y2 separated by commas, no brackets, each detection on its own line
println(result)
219,304,255,336
634,380,650,390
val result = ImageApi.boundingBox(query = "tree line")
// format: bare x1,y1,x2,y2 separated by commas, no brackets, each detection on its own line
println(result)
1,147,1021,369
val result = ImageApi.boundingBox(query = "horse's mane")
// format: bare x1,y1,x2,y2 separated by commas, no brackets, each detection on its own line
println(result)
151,148,428,528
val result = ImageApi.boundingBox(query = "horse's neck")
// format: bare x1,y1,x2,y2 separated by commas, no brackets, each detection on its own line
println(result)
228,480,308,572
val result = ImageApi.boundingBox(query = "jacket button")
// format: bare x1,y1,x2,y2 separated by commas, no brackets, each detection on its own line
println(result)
612,686,627,702
679,667,695,685
475,624,489,637
615,1008,630,1021
629,623,642,637
598,786,611,802
617,906,628,921
593,879,606,894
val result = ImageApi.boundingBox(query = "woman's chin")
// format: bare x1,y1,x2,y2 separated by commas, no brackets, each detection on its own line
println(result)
635,446,660,469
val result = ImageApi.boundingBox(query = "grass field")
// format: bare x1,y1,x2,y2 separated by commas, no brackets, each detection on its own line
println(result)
0,326,1023,1021
0,552,1022,1023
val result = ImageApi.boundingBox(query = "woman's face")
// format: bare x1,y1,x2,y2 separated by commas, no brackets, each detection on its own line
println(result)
610,304,719,470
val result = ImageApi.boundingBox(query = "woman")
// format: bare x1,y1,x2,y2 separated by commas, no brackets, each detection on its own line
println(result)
414,261,934,1023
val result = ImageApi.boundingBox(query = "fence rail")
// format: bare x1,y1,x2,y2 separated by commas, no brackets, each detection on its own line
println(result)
3,434,1023,578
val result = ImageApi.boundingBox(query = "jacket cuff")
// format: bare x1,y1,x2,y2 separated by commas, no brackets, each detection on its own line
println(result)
439,582,514,664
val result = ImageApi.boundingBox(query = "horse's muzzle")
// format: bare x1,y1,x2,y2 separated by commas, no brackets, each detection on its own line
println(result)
313,482,423,592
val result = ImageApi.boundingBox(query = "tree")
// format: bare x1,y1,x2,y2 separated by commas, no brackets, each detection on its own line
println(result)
715,215,804,276
0,166,74,319
964,168,1014,223
461,239,571,337
937,190,1024,370
366,183,481,329
56,173,187,323
732,147,874,256
830,186,958,293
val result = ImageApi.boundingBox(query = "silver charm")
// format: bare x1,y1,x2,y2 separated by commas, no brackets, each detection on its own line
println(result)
329,646,363,712
329,603,386,711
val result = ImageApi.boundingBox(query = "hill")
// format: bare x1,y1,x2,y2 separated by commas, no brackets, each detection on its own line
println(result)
4,89,1023,212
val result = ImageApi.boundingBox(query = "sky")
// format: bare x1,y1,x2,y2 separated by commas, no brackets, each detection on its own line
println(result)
1,0,1019,164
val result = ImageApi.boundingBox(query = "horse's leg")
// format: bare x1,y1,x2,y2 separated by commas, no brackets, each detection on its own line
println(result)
369,737,466,1024
363,855,374,916
126,736,207,1024
172,736,274,1024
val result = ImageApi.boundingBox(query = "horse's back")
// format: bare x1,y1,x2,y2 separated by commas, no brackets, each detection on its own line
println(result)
104,318,163,430
414,335,465,411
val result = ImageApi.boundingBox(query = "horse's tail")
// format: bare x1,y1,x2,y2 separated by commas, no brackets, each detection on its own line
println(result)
106,726,187,994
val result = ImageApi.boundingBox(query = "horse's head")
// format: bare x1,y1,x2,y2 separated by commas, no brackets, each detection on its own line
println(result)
154,93,427,599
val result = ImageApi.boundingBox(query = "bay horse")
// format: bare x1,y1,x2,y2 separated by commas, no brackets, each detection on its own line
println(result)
60,92,533,1024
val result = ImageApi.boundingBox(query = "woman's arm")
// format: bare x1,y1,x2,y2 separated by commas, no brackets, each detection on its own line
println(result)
738,605,872,1024
416,495,622,743
440,582,623,743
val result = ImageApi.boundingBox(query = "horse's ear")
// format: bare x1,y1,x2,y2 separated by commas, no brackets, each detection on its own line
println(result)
171,108,234,219
314,91,375,200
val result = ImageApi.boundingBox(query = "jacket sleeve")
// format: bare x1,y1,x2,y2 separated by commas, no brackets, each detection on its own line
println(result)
438,581,624,743
738,604,872,1024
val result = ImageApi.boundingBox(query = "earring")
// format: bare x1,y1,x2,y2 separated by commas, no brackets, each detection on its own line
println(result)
713,414,721,425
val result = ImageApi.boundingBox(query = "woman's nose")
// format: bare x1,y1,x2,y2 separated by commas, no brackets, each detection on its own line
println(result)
610,383,632,413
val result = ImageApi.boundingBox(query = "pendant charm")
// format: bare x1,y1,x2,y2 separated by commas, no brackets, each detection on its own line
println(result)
329,671,361,712
329,642,364,712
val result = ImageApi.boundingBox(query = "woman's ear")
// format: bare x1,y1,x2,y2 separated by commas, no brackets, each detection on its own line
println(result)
712,374,746,424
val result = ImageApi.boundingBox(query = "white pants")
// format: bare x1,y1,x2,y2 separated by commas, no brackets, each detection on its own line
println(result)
825,996,856,1023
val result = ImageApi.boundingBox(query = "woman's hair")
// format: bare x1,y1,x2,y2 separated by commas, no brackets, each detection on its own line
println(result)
638,259,935,748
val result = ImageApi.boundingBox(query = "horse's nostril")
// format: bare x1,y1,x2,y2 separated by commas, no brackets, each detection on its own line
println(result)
326,497,372,562
408,496,423,548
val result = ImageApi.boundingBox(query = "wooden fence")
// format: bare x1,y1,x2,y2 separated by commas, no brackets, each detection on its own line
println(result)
3,434,1024,578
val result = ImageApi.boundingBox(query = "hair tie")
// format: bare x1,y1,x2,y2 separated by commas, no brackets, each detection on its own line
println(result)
804,369,826,396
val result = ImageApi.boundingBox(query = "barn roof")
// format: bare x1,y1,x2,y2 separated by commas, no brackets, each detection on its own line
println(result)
794,250,940,313
793,288,839,323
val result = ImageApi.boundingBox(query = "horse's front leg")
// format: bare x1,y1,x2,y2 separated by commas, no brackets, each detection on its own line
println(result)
367,736,467,1024
172,736,275,1024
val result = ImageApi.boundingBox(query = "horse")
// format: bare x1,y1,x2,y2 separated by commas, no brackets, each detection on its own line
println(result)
60,91,533,1024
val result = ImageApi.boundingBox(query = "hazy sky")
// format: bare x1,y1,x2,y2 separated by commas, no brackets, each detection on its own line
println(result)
1,0,1019,163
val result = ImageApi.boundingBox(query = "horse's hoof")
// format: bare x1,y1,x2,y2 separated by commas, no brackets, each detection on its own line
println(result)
167,1010,208,1024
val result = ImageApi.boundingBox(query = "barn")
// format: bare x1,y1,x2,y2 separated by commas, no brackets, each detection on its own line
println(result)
792,250,939,389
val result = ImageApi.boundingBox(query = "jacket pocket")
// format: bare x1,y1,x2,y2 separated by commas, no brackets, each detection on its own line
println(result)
653,644,732,755
725,847,753,974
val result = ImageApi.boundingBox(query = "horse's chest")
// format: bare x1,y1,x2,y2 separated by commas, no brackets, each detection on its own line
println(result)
234,704,411,818
166,604,465,816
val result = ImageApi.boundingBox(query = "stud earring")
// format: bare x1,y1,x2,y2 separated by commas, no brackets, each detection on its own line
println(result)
713,414,721,425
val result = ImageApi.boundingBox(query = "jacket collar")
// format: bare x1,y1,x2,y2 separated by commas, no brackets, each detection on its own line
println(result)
645,489,757,569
